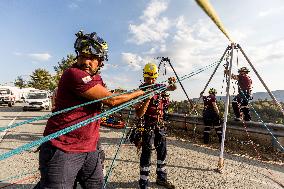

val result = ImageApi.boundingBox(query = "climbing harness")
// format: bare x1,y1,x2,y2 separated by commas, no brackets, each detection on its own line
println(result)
128,117,146,151
128,84,170,152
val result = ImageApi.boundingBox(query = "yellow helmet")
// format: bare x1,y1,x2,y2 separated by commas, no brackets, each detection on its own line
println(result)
143,63,159,79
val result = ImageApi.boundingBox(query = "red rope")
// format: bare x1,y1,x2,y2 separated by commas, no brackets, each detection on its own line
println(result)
241,120,284,188
0,175,37,189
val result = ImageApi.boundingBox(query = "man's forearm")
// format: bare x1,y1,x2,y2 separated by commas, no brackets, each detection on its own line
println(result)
105,90,143,107
135,98,151,118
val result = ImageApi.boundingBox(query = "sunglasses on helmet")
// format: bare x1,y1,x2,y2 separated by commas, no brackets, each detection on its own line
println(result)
144,72,158,76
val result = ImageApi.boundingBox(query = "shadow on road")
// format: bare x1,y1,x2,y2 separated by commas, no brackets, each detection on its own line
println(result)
100,127,284,174
0,183,36,189
0,132,42,142
166,137,284,173
0,116,42,121
105,181,164,189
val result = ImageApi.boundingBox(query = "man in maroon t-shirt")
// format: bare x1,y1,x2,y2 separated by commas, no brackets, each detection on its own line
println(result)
34,31,144,189
201,88,222,144
229,67,253,121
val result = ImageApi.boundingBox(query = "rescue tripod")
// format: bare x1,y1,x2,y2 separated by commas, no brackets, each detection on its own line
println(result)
201,43,284,173
157,57,198,116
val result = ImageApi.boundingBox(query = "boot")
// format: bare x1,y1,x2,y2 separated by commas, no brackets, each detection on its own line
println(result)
241,107,251,121
232,101,241,120
217,133,222,143
204,132,210,144
203,127,210,144
139,179,148,189
156,178,175,189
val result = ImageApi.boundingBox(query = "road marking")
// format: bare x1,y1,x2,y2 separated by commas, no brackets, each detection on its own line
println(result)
0,112,22,143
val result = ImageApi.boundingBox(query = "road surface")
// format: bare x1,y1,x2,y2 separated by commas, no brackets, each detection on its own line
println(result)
0,104,283,188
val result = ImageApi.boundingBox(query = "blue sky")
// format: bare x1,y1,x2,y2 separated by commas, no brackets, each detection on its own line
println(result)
0,0,283,100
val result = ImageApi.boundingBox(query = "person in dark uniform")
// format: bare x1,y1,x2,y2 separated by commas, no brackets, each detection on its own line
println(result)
135,62,177,189
226,67,252,121
201,88,222,144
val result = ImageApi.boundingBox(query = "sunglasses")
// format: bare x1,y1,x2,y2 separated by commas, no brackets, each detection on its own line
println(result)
144,72,158,76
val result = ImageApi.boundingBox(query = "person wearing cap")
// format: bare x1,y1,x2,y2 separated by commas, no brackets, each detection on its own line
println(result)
34,31,145,189
200,88,222,144
225,66,252,121
135,62,177,189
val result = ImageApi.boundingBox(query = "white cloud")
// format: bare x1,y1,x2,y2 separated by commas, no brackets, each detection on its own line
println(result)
240,39,284,72
14,52,52,61
125,1,284,99
28,53,52,61
101,73,133,90
128,0,170,45
121,52,145,70
141,0,168,19
101,63,119,71
125,11,232,98
258,7,284,17
69,3,78,9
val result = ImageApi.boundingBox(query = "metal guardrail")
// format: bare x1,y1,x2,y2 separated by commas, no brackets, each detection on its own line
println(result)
120,110,284,137
167,113,284,137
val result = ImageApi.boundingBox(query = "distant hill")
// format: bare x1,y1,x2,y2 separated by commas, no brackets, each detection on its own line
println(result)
252,90,284,102
192,90,284,102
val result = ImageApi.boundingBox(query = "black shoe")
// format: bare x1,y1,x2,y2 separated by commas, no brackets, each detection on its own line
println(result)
139,180,148,189
139,184,148,189
156,179,175,189
204,139,209,144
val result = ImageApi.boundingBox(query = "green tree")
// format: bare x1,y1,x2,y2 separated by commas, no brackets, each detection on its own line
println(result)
53,54,76,84
29,68,53,90
14,76,27,89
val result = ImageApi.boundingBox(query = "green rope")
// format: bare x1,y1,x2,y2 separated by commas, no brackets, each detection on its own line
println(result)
103,109,133,189
0,85,167,161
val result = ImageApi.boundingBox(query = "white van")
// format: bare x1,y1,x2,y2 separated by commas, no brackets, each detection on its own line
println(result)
23,90,51,111
0,86,18,107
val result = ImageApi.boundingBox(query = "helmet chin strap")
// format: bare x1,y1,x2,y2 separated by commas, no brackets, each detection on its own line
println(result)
86,65,101,76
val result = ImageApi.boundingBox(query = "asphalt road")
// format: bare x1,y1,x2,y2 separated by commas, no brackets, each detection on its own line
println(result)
0,103,283,189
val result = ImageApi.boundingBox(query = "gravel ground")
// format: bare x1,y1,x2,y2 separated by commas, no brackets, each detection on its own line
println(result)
0,111,283,189
101,126,284,189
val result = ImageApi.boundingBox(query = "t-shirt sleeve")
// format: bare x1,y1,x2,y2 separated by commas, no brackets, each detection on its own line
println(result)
66,69,103,95
210,96,217,103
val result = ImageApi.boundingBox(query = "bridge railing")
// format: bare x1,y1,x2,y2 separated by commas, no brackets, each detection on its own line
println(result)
119,109,284,151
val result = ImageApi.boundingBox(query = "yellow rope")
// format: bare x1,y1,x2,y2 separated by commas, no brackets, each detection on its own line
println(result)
195,0,233,42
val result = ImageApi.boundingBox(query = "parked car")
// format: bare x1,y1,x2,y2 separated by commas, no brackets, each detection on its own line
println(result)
0,86,19,107
22,90,51,111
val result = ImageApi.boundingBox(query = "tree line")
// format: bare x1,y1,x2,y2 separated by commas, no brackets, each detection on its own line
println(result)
14,54,76,90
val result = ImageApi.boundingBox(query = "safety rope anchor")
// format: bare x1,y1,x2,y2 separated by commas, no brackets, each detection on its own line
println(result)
215,157,224,174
